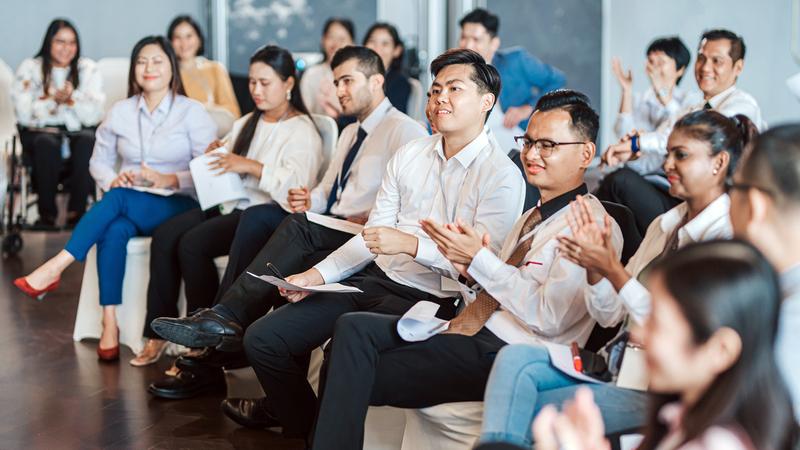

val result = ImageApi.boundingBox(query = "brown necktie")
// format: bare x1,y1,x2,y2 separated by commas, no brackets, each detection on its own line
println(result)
445,208,544,336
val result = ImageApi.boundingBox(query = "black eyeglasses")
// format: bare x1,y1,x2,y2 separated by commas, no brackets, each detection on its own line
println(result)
513,136,586,158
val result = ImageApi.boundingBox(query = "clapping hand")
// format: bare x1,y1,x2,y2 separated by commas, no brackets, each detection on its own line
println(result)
556,195,616,284
420,218,490,280
532,387,610,450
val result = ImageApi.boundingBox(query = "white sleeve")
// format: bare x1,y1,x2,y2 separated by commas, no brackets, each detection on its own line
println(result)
258,121,322,212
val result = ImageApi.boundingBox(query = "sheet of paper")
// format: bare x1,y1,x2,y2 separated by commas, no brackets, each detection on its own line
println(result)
130,186,175,196
189,148,249,210
620,434,644,450
543,342,605,384
306,211,364,235
397,300,450,342
247,272,363,293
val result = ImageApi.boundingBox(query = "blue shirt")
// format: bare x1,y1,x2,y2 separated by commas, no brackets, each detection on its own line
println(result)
89,93,217,193
492,46,566,129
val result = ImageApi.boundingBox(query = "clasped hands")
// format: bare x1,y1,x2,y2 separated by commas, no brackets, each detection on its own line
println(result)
110,164,178,189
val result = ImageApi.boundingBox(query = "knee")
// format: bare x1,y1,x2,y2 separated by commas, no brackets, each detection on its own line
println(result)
32,133,61,152
332,312,371,341
102,220,135,243
243,318,286,360
494,344,550,374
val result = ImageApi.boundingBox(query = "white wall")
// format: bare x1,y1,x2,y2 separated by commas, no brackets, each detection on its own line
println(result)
602,0,799,149
0,0,208,70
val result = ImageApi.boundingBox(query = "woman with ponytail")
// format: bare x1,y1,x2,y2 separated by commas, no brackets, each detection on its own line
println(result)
475,109,760,449
131,45,322,366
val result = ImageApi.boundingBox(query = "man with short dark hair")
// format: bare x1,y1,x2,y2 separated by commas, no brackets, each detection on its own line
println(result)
148,45,427,398
598,28,764,233
458,8,565,150
311,89,622,449
234,48,525,440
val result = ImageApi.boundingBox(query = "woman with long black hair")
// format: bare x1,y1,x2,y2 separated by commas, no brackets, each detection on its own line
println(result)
131,45,322,366
363,22,411,113
12,18,105,229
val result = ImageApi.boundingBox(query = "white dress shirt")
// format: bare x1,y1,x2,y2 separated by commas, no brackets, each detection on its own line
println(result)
778,263,800,421
314,128,526,297
586,194,732,327
613,86,701,139
466,192,623,347
628,85,765,175
12,57,105,131
89,94,217,194
226,113,322,211
309,98,427,218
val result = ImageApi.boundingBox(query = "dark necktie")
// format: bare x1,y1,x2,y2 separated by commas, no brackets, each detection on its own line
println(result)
325,126,367,214
445,208,544,336
703,102,713,110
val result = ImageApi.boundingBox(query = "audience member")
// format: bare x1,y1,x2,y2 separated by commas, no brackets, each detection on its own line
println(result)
528,240,797,450
13,36,216,361
312,90,619,449
729,124,800,420
147,46,426,399
168,14,241,130
300,17,355,120
131,45,322,367
475,109,755,449
597,29,764,233
12,18,105,229
364,22,411,114
459,8,565,151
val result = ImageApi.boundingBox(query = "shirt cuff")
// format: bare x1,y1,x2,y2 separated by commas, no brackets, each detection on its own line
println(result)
618,278,651,323
413,237,440,266
637,132,663,153
467,247,504,288
313,258,342,284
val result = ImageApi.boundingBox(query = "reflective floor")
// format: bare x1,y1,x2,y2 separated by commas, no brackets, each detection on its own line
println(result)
0,231,304,449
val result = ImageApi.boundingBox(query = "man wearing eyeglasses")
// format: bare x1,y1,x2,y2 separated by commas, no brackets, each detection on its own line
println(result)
310,89,623,449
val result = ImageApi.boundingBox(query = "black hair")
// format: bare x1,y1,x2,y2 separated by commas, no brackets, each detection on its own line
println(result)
232,45,316,157
459,8,499,37
739,124,800,209
533,89,599,144
36,18,81,91
647,36,691,84
640,239,797,450
167,15,205,57
330,45,385,78
363,22,405,72
127,35,185,98
430,49,501,121
321,17,355,61
700,29,746,63
672,110,758,182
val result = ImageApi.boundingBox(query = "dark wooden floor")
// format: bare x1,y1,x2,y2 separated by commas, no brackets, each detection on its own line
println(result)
0,231,305,449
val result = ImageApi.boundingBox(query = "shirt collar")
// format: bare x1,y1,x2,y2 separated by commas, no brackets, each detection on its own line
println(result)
358,97,393,135
537,184,589,221
433,129,490,169
137,93,174,117
781,263,800,300
660,194,730,242
705,85,737,109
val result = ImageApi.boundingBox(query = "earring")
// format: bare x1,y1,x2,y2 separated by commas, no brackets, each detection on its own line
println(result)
713,169,719,175
286,90,292,101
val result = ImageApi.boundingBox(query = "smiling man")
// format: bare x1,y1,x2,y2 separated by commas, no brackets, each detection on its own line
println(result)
231,48,525,441
597,29,764,233
311,90,622,450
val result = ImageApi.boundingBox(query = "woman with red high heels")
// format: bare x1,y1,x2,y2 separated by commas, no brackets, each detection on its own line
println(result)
14,35,216,361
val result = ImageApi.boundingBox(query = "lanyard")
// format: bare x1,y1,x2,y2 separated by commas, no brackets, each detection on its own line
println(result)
137,94,175,164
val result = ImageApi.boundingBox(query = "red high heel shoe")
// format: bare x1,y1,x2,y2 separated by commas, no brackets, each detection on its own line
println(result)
13,277,60,301
97,328,120,362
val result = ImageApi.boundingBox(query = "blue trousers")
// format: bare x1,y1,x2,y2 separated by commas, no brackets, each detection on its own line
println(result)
65,188,198,306
479,344,648,448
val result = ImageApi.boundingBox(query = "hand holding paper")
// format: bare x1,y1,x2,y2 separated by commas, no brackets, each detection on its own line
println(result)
189,148,249,210
396,301,450,342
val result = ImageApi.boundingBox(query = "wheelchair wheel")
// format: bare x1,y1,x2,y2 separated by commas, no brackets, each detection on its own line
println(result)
1,232,23,258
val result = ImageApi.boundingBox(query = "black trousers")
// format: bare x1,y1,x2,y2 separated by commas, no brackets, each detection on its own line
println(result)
143,208,241,338
243,265,459,439
20,128,95,219
214,203,290,302
595,167,681,235
214,212,354,328
312,312,504,450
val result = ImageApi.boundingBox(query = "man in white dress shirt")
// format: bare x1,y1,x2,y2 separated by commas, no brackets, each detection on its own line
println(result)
597,29,764,233
728,124,800,421
311,90,623,450
148,46,426,399
228,49,525,441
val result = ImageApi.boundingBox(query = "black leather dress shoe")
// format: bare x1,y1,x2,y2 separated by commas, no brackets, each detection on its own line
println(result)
151,308,244,351
221,397,280,429
176,348,250,371
147,366,226,400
